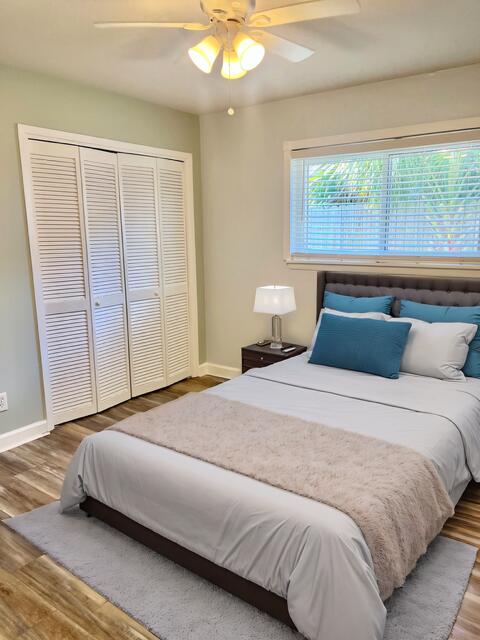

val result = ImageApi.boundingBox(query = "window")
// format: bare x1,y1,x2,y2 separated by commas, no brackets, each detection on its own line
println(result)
288,134,480,266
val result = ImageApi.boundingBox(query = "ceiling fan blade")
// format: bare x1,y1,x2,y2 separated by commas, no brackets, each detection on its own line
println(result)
252,30,314,62
248,0,360,28
94,22,211,31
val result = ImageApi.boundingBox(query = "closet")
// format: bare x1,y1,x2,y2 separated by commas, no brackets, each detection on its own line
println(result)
23,135,195,426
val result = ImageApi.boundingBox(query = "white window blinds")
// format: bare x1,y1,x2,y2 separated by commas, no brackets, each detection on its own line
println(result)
289,138,480,262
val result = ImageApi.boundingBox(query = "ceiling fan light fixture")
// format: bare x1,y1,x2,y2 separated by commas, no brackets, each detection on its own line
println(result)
233,32,265,71
188,35,221,73
221,49,247,80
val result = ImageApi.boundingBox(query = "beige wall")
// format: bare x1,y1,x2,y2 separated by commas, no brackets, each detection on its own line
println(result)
0,64,204,436
200,64,480,371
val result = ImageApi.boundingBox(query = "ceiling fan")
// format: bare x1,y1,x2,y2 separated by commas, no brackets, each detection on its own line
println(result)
95,0,361,80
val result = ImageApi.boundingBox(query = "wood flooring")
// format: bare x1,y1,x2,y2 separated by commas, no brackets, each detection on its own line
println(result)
0,375,479,639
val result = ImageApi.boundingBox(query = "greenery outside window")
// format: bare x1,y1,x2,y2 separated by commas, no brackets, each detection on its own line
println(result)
288,133,480,267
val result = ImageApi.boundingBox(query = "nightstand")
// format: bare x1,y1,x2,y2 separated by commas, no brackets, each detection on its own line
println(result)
241,343,308,374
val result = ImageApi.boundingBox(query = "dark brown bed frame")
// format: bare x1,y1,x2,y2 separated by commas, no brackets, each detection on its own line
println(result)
80,496,295,627
81,271,480,629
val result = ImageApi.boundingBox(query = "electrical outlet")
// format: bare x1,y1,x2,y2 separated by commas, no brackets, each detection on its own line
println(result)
0,392,7,412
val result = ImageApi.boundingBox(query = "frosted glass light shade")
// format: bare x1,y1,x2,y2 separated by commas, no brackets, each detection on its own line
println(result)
221,49,247,79
233,32,265,71
254,285,296,315
188,35,221,73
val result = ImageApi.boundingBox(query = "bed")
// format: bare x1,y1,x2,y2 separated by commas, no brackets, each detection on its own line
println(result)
61,272,480,640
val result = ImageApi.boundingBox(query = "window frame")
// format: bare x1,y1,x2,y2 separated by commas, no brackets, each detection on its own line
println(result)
284,118,480,271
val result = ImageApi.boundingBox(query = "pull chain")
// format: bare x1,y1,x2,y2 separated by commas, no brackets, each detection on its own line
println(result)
227,79,234,116
226,25,235,116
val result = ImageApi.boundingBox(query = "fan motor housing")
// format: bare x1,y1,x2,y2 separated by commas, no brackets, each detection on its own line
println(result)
200,0,255,22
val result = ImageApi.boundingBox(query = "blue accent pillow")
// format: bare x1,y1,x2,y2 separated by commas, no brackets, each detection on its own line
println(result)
324,291,394,314
399,300,480,378
309,313,411,379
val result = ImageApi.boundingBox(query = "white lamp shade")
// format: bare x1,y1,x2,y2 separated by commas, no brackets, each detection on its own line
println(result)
233,32,265,71
254,285,296,315
221,49,247,80
188,35,221,74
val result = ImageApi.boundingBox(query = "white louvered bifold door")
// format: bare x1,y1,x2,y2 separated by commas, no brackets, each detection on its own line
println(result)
80,148,131,411
25,140,97,424
157,159,191,385
118,154,167,395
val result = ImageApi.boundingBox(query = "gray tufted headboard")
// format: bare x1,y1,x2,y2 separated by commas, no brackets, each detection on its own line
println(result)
316,272,480,319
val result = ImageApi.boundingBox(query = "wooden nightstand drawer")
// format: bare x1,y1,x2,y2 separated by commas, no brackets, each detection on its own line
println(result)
242,356,276,371
241,343,307,374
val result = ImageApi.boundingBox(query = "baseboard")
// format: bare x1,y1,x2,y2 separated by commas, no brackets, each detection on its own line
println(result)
0,420,51,453
197,362,242,380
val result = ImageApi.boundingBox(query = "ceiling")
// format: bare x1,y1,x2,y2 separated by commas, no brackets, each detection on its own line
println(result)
0,0,479,114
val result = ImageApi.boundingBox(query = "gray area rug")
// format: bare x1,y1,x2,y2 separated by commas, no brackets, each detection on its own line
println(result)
7,502,477,640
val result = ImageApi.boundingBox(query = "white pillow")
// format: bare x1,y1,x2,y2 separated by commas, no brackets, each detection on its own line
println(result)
388,317,477,381
310,308,390,350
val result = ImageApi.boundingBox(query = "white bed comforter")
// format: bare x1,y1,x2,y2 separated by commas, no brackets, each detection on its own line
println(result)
61,355,480,640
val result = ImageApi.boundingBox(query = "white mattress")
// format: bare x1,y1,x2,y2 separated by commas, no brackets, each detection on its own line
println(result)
61,355,480,640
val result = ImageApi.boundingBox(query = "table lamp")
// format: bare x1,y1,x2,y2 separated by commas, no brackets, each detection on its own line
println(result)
254,285,296,349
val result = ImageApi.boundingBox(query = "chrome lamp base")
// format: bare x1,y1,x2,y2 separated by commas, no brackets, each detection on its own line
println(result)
270,315,283,349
